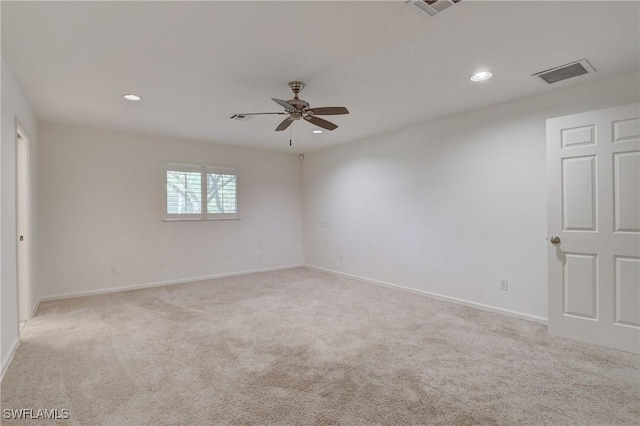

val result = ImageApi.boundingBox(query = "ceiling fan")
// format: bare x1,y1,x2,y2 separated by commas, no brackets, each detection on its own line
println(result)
232,81,349,132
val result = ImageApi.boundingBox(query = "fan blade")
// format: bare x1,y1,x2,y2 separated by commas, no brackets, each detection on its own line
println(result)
304,115,338,131
236,112,287,116
306,107,349,116
271,98,296,112
275,117,294,131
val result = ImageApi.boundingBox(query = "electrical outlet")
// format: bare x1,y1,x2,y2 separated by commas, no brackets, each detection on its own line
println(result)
339,254,343,262
110,266,117,275
500,280,508,291
259,253,263,260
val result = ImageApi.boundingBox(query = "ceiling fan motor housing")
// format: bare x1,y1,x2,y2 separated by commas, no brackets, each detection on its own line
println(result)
287,98,309,113
286,81,309,115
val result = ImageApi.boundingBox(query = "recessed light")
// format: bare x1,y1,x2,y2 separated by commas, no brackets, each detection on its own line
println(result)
312,129,323,134
470,71,493,82
122,94,142,101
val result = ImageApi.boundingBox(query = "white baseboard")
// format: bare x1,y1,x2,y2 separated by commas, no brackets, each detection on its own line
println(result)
31,299,41,317
1,338,20,382
35,263,546,323
39,264,304,303
305,265,548,324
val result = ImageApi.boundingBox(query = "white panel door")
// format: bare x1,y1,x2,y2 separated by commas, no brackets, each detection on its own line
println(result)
547,103,640,353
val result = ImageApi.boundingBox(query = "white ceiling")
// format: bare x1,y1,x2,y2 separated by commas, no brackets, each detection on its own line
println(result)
2,1,639,153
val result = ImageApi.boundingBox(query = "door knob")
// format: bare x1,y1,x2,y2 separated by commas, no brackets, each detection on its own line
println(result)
549,236,560,244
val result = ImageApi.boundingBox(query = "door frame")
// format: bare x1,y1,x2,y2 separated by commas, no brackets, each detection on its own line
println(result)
16,121,31,323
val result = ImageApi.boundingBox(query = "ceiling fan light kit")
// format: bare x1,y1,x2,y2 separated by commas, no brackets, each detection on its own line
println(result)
233,81,349,132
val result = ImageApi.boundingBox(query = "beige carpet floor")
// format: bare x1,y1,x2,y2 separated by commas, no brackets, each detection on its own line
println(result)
1,267,639,425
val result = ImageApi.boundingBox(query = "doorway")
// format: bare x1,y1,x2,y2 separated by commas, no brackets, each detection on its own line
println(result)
16,126,31,327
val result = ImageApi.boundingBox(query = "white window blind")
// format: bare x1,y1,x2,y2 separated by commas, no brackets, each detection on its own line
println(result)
163,162,240,221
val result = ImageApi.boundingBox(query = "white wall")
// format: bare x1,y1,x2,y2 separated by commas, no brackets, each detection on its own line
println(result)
37,123,303,298
303,70,640,321
1,58,38,373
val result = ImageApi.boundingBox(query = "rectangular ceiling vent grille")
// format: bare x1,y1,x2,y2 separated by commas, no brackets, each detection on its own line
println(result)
533,59,596,84
409,0,461,17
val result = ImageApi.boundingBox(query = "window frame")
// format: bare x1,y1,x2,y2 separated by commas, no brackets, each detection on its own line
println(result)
162,161,241,221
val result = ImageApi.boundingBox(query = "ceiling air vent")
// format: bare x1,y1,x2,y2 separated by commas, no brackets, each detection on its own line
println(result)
229,114,252,121
533,59,596,84
409,0,462,17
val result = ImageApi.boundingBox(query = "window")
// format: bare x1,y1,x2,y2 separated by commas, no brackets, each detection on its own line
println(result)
163,162,240,221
